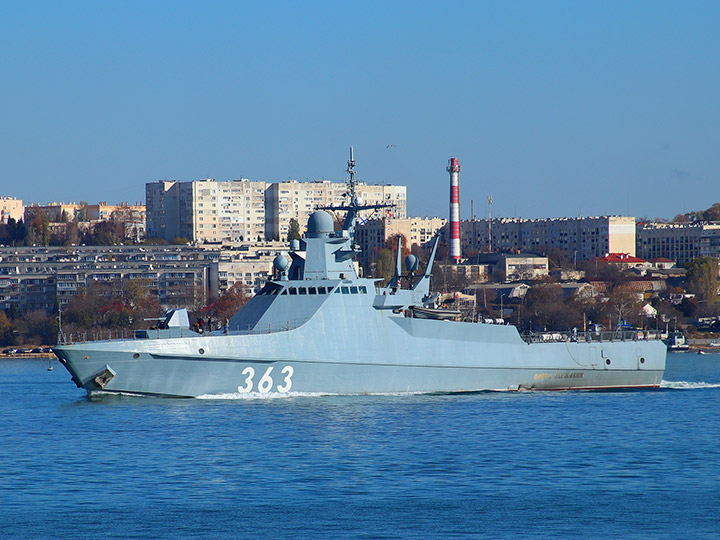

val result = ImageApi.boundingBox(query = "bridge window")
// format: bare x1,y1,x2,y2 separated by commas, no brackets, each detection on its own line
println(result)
359,286,367,294
350,286,358,294
281,288,288,295
289,288,297,295
341,287,349,294
309,287,317,294
318,287,327,294
299,287,307,295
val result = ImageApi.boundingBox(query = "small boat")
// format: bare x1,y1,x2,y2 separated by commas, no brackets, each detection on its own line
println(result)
409,306,461,321
698,350,706,355
664,331,690,352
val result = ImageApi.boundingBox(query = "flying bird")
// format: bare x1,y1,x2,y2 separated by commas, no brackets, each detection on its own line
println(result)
386,144,396,149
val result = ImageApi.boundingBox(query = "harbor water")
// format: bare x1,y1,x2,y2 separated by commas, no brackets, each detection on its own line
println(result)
1,353,719,539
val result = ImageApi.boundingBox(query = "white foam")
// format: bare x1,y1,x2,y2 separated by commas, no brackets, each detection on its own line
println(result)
196,391,337,400
195,390,433,400
660,380,720,390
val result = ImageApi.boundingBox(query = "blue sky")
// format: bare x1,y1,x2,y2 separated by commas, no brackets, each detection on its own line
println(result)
1,1,718,220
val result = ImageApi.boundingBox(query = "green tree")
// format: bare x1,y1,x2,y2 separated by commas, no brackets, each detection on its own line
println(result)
287,218,301,242
686,257,719,303
373,247,396,283
0,311,12,345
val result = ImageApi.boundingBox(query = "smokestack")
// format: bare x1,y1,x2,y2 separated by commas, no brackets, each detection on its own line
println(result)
447,157,461,262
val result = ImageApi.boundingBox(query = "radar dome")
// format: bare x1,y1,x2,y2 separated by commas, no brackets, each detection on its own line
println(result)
405,254,419,272
273,254,289,271
306,211,334,237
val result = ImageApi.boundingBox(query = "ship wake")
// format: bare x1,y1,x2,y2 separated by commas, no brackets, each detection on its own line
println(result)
660,380,720,390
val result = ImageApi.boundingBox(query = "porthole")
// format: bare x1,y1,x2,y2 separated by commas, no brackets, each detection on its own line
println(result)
606,358,611,365
199,348,205,355
133,353,140,359
640,357,645,364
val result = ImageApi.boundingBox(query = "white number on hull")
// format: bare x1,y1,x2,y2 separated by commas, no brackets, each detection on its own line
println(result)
237,366,255,393
258,367,274,394
277,366,294,393
237,365,294,393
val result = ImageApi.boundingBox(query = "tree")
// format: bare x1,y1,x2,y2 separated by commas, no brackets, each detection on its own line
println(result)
523,282,580,330
601,287,643,329
287,218,301,242
547,248,572,270
28,212,50,246
686,257,719,303
373,247,396,283
0,311,12,346
210,283,252,321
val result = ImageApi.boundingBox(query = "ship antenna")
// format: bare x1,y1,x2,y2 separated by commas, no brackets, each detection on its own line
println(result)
346,145,357,205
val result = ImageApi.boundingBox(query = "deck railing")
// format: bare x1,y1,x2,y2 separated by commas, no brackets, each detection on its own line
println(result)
57,318,310,345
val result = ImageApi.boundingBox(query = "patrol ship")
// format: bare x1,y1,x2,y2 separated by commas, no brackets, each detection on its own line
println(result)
54,150,666,397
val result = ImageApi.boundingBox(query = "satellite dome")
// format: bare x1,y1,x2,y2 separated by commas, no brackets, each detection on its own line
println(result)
306,211,334,237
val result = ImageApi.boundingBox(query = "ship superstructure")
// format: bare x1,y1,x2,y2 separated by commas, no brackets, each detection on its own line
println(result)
54,150,666,397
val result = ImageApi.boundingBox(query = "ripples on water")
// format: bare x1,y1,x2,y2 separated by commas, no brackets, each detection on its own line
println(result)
1,353,719,539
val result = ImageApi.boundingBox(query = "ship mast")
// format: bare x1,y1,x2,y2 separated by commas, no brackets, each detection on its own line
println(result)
319,146,395,240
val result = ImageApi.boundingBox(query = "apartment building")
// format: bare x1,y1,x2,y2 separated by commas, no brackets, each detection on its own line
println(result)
146,179,268,243
636,221,720,263
264,180,407,240
0,244,278,312
24,202,82,222
456,216,636,260
0,197,23,224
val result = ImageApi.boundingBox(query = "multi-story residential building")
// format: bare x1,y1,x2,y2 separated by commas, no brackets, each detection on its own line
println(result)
264,180,407,240
455,216,636,260
355,216,446,264
636,221,720,263
0,244,279,312
24,202,82,222
146,179,268,243
85,201,145,221
86,202,146,242
0,197,23,224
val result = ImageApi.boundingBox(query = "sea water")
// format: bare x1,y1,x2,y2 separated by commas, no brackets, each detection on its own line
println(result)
1,353,719,539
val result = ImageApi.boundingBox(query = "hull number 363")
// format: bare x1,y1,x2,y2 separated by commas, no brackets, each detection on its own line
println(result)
237,366,294,394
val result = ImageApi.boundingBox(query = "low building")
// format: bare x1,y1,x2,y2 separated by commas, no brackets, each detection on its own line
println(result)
594,253,649,270
474,253,549,282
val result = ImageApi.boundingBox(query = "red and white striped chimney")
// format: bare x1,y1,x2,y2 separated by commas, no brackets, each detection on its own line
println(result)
447,157,461,262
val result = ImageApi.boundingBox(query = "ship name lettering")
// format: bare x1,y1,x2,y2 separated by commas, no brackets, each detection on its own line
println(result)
554,372,584,379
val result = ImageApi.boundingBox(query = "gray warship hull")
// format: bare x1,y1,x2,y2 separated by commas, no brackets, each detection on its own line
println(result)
54,301,666,397
54,150,666,397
